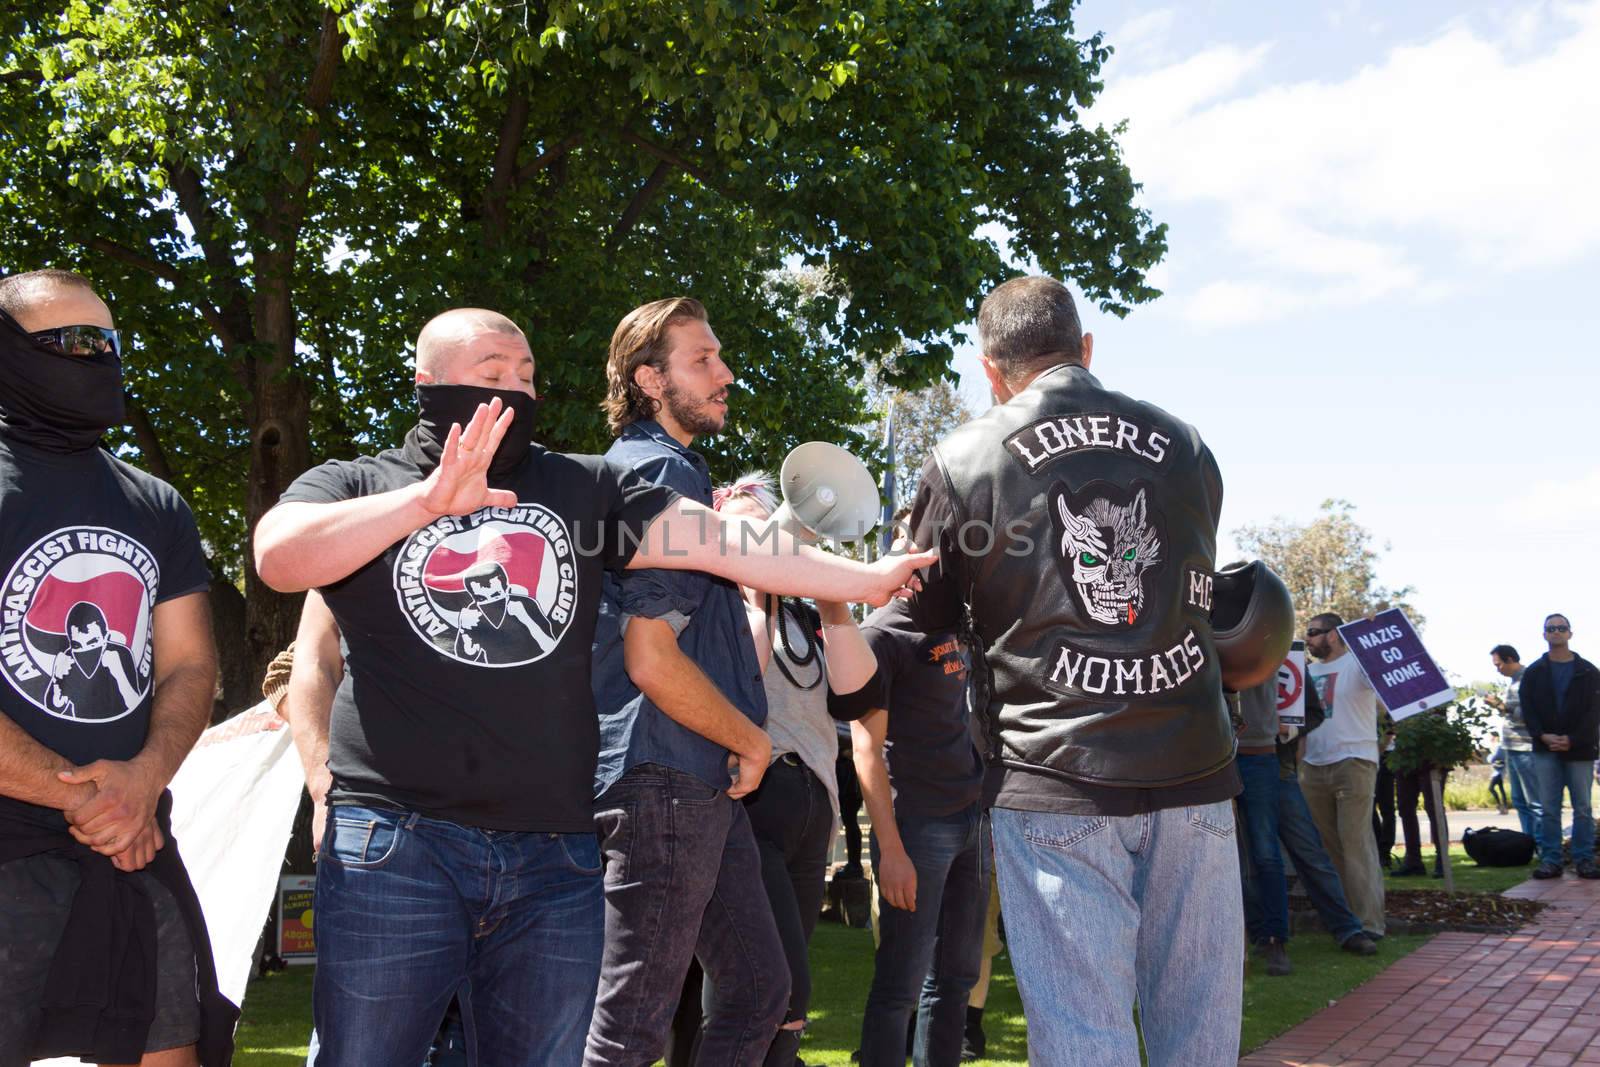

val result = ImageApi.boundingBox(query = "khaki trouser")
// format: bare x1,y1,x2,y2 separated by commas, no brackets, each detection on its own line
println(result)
1299,758,1386,936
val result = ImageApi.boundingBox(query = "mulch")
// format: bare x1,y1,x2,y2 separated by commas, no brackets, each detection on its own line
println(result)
1289,886,1547,934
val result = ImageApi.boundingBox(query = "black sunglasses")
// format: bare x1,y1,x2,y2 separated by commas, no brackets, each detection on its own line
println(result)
1305,627,1332,638
30,325,121,359
1546,625,1571,633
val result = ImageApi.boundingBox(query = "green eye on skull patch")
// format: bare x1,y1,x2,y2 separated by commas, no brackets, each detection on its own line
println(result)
1080,552,1102,567
1123,548,1137,561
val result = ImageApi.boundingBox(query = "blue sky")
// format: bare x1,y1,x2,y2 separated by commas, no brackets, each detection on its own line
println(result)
948,0,1600,684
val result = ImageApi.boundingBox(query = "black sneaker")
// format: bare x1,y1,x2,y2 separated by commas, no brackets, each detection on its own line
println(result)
1392,860,1427,877
1578,861,1600,880
1263,938,1292,977
1533,862,1563,879
963,1006,986,1060
1341,932,1379,956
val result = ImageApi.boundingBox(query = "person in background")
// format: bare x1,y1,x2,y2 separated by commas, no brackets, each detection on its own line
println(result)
1488,644,1542,843
1302,613,1386,939
709,472,881,1066
1488,746,1510,816
1522,614,1600,880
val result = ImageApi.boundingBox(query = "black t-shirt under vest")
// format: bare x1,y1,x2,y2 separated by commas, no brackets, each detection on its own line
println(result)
277,439,676,832
0,438,211,829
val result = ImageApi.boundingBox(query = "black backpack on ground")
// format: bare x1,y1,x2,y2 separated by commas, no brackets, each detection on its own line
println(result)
1462,826,1536,867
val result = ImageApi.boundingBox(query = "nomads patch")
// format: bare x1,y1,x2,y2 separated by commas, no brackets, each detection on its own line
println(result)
393,503,578,667
1047,480,1166,629
1042,628,1209,701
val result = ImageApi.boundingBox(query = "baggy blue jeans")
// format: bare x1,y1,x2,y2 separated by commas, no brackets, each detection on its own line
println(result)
991,801,1243,1067
312,806,604,1067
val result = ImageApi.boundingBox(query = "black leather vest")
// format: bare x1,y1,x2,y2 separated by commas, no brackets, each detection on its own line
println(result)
928,363,1233,788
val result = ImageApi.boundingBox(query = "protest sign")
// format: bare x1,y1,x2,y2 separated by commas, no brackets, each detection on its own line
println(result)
1277,640,1307,727
1338,609,1454,721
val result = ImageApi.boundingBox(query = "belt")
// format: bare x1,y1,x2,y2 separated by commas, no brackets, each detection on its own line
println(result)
1238,745,1277,756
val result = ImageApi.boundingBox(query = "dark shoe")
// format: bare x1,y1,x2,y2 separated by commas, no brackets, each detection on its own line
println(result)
1577,861,1600,880
1341,932,1379,956
1431,866,1445,879
1263,938,1292,977
836,863,865,880
963,1005,986,1060
1392,860,1427,876
1533,863,1563,879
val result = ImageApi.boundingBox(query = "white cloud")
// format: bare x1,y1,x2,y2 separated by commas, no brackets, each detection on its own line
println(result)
1094,2,1600,325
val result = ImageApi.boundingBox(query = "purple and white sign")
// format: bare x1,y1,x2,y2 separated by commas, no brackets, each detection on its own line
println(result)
1338,609,1454,721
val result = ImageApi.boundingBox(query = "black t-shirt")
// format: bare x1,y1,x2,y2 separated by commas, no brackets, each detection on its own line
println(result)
0,438,211,826
277,438,676,832
857,599,984,817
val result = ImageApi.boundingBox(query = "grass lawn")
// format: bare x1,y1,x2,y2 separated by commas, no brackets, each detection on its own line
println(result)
1382,843,1535,895
233,921,1425,1064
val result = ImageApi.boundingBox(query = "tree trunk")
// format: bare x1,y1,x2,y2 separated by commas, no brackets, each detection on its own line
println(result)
208,576,253,721
1431,767,1454,893
242,260,313,685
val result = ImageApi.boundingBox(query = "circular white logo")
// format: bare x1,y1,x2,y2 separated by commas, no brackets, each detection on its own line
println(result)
0,526,158,722
392,504,578,667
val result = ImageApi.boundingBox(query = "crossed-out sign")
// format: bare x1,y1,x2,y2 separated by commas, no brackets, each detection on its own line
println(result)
1277,640,1307,726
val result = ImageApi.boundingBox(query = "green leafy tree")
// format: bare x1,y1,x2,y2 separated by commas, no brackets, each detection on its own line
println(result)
1,0,1166,687
1234,499,1423,635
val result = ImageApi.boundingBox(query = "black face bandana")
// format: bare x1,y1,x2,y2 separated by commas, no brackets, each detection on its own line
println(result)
406,383,540,479
0,306,125,453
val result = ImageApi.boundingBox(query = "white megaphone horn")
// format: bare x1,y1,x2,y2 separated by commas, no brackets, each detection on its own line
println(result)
770,442,882,544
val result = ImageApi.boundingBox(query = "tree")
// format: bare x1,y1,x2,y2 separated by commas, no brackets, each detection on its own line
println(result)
1,0,1166,686
869,374,976,509
1234,499,1423,634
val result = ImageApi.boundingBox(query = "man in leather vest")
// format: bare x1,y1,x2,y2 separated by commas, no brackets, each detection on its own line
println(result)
905,275,1242,1066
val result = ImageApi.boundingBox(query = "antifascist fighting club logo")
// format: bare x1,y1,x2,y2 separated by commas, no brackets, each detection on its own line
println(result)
0,526,157,722
1048,480,1165,629
393,504,578,667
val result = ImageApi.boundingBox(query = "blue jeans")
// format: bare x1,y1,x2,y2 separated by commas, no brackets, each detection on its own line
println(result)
1535,753,1595,866
1272,771,1365,944
861,804,989,1067
585,764,788,1067
991,802,1243,1067
312,806,604,1067
1236,754,1289,943
1506,749,1544,842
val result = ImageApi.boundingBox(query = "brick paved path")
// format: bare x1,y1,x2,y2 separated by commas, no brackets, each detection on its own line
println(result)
1242,875,1600,1066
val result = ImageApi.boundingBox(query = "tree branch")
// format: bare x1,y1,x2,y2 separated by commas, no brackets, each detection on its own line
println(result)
607,161,674,250
126,399,177,485
619,128,719,190
85,237,241,354
481,90,531,242
513,132,583,186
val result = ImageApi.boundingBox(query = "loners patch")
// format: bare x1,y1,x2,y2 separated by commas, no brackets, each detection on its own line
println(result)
1004,412,1171,474
1042,627,1208,700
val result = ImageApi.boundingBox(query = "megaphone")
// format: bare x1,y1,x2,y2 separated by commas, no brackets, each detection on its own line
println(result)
770,442,882,544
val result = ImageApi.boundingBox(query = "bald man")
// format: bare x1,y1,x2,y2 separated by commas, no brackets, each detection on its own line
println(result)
253,308,933,1066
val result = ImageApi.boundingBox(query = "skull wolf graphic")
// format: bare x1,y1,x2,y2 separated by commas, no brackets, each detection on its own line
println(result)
1049,482,1164,627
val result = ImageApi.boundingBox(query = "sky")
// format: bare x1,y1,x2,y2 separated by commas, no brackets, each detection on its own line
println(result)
946,0,1600,686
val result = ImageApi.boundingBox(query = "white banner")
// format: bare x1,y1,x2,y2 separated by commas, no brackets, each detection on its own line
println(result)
38,701,305,1065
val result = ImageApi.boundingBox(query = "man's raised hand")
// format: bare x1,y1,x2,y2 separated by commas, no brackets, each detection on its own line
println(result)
417,399,520,517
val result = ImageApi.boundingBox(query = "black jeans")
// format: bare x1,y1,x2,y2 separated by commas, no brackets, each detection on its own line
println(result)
861,805,989,1067
745,759,834,1027
837,735,864,870
585,764,789,1067
1373,762,1397,860
1397,763,1446,869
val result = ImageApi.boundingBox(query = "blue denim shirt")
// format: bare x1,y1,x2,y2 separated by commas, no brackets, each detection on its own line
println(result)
592,420,768,795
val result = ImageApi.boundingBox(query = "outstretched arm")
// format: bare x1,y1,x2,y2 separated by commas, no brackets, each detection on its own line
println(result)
629,499,935,607
255,400,517,592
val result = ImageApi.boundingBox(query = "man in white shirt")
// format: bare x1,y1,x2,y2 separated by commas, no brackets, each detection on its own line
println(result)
1300,612,1385,938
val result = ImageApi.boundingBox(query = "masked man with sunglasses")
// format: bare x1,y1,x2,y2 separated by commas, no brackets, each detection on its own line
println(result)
0,269,236,1066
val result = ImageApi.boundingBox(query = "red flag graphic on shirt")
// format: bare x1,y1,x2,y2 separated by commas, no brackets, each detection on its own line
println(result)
421,530,546,596
25,571,147,641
